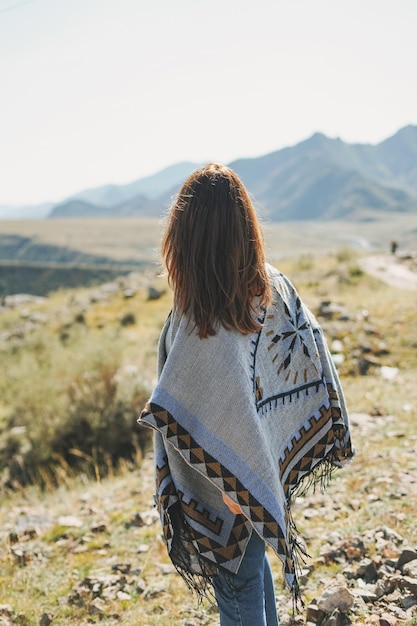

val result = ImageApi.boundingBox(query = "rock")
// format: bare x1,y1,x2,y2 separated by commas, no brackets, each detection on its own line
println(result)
39,613,53,625
156,563,176,575
403,559,417,577
280,616,304,626
57,516,83,528
124,512,145,528
358,356,381,375
120,312,136,326
331,339,344,353
317,301,351,320
356,557,378,582
90,521,107,533
385,603,407,620
88,597,107,615
137,543,149,553
123,288,136,299
376,526,404,543
138,508,159,526
116,590,131,601
306,603,326,623
22,527,39,539
0,606,12,617
374,576,398,597
397,548,417,570
111,563,131,574
72,545,88,554
8,532,19,545
402,596,417,610
322,610,349,626
344,537,366,560
147,286,165,301
317,586,355,613
135,578,147,594
380,366,399,380
401,576,417,596
351,587,378,603
11,547,30,566
379,614,397,626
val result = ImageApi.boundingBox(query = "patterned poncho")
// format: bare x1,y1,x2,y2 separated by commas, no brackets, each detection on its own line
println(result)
139,265,354,601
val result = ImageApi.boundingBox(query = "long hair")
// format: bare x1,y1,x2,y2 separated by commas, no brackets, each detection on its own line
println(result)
162,163,272,338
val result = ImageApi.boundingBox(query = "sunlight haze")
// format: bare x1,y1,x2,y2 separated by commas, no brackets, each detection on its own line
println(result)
1,0,416,205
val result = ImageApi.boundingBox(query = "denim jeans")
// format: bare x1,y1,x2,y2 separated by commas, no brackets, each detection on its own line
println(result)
212,531,279,626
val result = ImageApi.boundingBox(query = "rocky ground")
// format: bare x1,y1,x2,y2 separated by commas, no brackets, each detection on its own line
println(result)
1,402,416,625
281,409,417,626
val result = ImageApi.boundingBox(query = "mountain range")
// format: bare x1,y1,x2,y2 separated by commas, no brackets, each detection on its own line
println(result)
229,126,417,220
4,126,417,221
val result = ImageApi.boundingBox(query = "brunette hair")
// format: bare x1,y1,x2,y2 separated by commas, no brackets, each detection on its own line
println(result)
162,163,271,338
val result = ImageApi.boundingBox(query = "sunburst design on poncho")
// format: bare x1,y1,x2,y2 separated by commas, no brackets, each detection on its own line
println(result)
266,296,319,385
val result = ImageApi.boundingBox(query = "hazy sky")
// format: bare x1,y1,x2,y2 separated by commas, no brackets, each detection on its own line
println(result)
1,0,416,205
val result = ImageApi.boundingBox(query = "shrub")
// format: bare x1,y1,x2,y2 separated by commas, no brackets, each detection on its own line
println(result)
336,247,356,263
0,325,152,489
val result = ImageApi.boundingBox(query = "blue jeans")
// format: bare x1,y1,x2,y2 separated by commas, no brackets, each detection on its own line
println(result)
212,531,279,626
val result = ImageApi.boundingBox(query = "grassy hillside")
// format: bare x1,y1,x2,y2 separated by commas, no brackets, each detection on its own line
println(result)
1,215,417,270
0,219,160,295
0,251,416,624
0,262,138,296
0,218,162,264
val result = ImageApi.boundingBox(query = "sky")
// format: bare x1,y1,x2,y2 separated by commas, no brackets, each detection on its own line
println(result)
1,0,417,206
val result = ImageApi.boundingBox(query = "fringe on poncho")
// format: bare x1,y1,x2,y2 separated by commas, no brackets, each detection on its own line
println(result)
139,265,354,604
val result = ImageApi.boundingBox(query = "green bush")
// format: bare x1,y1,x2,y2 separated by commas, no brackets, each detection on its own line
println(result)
0,325,152,489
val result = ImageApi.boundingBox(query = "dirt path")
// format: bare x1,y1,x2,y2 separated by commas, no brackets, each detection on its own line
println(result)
360,254,417,289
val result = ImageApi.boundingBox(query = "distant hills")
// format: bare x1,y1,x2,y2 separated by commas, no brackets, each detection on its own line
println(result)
0,202,52,220
0,233,145,296
67,161,200,207
49,161,203,220
4,126,417,221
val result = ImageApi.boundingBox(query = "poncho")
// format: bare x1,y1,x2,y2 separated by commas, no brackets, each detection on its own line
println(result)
139,265,354,601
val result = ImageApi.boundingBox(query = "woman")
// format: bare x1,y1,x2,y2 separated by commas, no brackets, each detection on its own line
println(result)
139,163,354,625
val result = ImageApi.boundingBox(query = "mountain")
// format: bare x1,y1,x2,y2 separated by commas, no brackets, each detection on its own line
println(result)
229,127,417,219
374,125,417,191
49,162,202,219
49,195,154,219
49,199,108,218
0,202,53,220
3,126,417,221
67,162,201,207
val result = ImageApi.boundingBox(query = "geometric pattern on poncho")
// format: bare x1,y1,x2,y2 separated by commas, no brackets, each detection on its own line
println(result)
251,299,323,413
279,383,353,497
144,400,342,578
